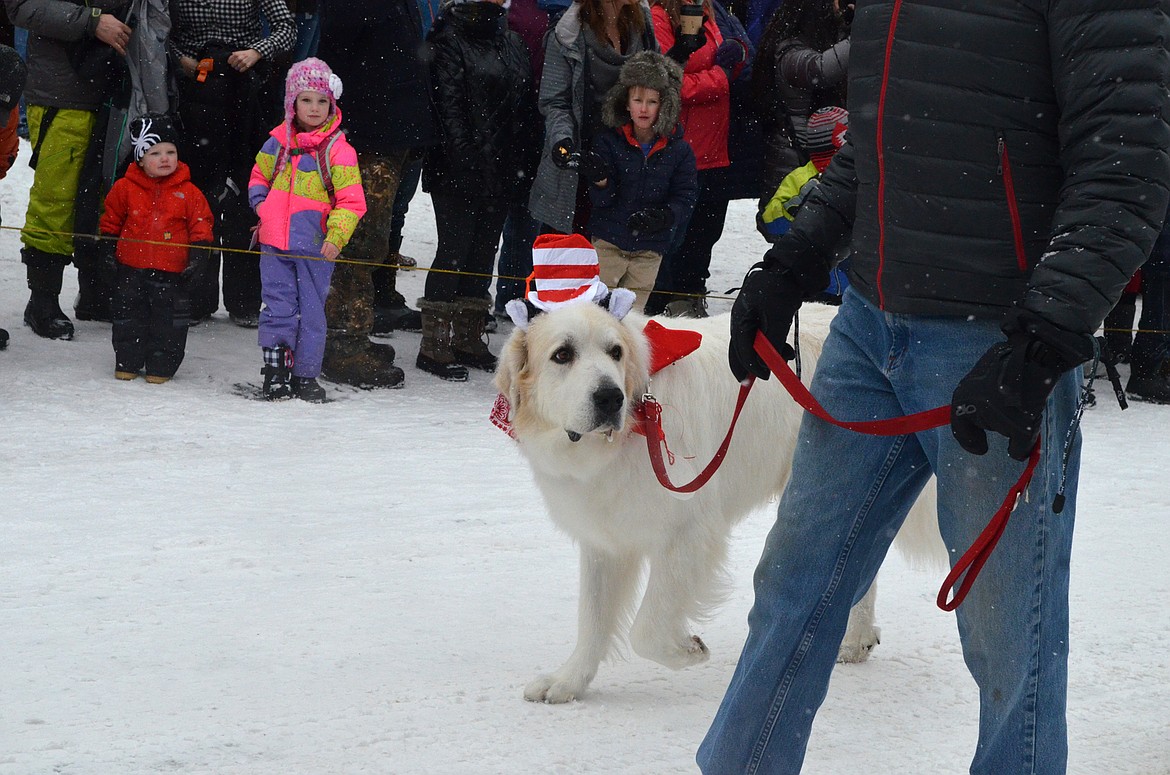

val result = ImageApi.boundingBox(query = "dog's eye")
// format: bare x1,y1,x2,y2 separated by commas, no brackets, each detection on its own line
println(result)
608,344,622,361
551,345,575,364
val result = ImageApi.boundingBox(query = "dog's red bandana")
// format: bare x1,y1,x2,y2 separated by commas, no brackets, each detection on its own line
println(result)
490,320,703,440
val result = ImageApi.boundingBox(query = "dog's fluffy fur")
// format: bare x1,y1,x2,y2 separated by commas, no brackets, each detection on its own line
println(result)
496,302,943,703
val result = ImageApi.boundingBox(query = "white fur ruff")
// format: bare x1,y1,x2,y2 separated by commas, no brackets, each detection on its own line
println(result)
496,303,944,703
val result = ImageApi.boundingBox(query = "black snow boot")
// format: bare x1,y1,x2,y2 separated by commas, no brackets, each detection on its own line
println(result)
24,290,74,340
261,346,293,400
0,327,8,350
23,248,74,340
1126,360,1170,404
291,376,328,403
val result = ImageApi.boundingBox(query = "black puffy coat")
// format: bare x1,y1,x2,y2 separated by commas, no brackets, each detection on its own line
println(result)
422,3,541,201
789,0,1170,334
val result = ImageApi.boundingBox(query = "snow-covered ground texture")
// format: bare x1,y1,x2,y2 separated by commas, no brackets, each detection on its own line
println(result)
2,144,1169,775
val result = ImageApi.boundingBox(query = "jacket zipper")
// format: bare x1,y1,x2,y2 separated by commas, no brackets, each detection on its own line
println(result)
997,133,1028,272
873,0,905,309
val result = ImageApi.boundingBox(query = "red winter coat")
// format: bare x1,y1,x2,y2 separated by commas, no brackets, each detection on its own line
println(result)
650,4,730,171
100,161,214,273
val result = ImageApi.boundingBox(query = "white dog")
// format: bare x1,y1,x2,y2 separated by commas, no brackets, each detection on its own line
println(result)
495,300,943,704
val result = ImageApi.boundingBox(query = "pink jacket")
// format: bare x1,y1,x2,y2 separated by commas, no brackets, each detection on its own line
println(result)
248,110,367,254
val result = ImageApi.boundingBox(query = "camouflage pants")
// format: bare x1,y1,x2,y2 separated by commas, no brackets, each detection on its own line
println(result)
324,150,409,355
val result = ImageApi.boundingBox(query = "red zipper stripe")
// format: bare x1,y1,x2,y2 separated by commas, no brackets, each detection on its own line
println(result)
874,0,904,310
998,138,1028,271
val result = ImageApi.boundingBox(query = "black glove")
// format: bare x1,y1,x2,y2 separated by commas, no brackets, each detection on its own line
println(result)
714,39,746,70
728,236,831,382
666,27,708,64
182,241,213,284
626,206,674,235
98,236,118,271
579,150,611,184
551,138,577,170
951,309,1094,461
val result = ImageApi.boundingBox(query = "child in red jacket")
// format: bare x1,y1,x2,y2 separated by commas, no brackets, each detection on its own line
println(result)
100,114,214,383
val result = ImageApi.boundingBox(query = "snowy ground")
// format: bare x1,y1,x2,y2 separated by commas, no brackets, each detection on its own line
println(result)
2,144,1169,775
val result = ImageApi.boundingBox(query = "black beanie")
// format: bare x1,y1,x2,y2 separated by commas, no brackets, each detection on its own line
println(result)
130,113,181,161
0,45,28,114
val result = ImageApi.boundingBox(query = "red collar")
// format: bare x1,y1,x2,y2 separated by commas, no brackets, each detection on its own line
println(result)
621,123,668,158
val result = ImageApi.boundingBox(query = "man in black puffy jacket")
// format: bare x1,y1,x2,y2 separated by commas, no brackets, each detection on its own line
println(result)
699,1,1170,772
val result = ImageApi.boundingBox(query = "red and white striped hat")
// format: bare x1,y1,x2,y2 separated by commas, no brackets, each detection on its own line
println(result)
525,233,607,311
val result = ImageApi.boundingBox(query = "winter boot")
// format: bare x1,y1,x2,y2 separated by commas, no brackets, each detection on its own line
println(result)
22,247,74,340
1126,359,1170,404
451,297,498,372
321,334,405,389
1103,291,1137,364
0,327,8,350
371,262,422,333
663,295,709,319
261,346,294,400
24,290,75,340
417,299,469,381
291,376,328,403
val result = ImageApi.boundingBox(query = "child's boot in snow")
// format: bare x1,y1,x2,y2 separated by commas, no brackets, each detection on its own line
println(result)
291,376,328,403
262,346,293,400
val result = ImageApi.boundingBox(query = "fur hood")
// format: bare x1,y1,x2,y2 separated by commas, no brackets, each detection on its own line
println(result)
600,51,683,136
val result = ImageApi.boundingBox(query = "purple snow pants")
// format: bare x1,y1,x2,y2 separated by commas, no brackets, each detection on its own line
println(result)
257,245,335,378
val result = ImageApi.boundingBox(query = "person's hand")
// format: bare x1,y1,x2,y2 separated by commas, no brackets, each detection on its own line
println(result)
666,27,707,64
714,39,746,70
551,138,577,169
321,242,341,261
98,237,118,271
728,237,830,382
94,13,132,56
182,241,212,284
579,151,610,185
179,55,199,79
626,206,674,235
950,310,1094,460
227,48,262,72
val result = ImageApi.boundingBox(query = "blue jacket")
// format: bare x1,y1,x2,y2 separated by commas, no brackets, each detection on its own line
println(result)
588,124,698,255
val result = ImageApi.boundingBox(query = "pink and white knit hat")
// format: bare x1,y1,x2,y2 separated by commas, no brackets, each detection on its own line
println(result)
284,57,343,122
505,234,635,328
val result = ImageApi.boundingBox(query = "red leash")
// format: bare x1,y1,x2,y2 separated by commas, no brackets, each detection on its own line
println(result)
635,330,1040,610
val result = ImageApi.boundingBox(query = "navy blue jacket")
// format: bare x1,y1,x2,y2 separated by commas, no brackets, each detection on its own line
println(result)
588,124,698,255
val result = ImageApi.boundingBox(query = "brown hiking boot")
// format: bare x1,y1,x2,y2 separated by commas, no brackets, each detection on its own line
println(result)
416,299,469,382
322,335,405,389
451,297,497,372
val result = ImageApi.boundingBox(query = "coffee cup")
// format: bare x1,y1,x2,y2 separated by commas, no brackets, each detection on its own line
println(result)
679,3,704,36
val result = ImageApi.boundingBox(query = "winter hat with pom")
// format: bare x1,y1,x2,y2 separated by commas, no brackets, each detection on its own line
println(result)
130,113,180,161
800,106,849,172
601,51,683,136
284,57,343,123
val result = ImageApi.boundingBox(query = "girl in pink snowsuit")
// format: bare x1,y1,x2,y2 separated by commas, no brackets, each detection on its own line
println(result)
248,57,367,401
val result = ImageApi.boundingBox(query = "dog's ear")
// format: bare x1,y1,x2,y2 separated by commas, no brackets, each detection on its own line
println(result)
494,328,529,407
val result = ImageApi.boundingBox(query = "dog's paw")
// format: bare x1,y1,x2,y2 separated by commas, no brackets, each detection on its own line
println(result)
836,625,881,664
634,634,710,670
523,673,584,704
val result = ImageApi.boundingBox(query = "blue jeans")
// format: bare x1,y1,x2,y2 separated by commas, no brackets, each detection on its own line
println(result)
697,289,1079,775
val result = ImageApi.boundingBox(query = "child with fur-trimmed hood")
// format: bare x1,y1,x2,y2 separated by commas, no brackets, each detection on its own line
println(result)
585,51,698,312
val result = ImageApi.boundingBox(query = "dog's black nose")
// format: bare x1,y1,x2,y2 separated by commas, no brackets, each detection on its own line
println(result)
593,385,624,418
